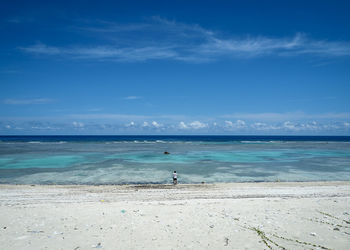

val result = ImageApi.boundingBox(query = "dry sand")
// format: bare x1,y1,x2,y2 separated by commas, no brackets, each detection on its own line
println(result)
0,182,350,249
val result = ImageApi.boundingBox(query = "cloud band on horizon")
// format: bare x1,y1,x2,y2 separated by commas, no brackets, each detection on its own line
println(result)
1,111,350,135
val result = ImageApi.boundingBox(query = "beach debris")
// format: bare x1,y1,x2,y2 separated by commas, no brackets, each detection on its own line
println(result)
3,227,6,229
272,233,330,250
310,232,317,236
209,225,214,228
250,227,277,249
27,230,44,234
333,227,340,231
317,210,350,224
121,209,126,213
234,217,240,221
92,242,102,248
100,200,105,202
224,237,229,246
306,217,350,229
74,247,80,250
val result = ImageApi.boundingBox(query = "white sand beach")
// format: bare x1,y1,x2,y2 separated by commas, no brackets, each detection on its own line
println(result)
1,182,350,249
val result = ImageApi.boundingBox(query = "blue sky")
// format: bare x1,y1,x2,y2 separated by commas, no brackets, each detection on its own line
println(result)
1,0,350,135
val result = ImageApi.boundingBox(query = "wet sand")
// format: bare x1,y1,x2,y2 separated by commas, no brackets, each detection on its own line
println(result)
0,182,350,249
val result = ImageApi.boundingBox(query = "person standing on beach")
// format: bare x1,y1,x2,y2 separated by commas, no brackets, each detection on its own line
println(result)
173,171,177,185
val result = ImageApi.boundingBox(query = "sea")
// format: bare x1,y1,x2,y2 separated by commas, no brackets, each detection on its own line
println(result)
1,135,350,185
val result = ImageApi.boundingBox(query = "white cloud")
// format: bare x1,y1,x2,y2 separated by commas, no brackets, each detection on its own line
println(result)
283,121,298,130
247,121,328,132
251,122,279,131
197,33,303,57
125,121,135,127
197,33,350,58
177,121,208,130
188,121,207,129
19,19,350,62
20,43,177,62
225,121,234,127
151,121,162,128
222,112,350,122
236,120,246,128
72,121,84,128
123,96,142,100
4,98,54,105
140,121,162,129
178,121,188,129
224,120,246,129
31,126,56,130
1,118,350,134
303,121,319,130
20,43,61,55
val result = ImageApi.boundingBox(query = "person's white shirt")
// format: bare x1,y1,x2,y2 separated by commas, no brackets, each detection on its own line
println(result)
173,172,177,179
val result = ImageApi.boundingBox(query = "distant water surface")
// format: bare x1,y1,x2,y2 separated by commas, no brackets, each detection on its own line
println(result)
1,136,350,184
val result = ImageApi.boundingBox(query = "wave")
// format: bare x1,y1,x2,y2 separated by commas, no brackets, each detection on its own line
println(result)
110,140,189,144
27,141,67,144
240,141,271,144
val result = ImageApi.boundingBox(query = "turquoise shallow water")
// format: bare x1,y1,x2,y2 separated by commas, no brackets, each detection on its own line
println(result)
1,155,84,169
108,149,350,164
111,151,294,164
1,136,350,184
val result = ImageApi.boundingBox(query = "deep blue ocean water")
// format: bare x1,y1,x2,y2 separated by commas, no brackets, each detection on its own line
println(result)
1,135,350,184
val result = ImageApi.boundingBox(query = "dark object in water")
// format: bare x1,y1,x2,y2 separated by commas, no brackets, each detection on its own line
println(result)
164,151,170,154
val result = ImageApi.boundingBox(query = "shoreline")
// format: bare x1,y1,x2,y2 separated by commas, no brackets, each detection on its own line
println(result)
1,181,350,204
1,181,350,249
1,179,350,187
1,180,350,189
